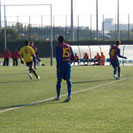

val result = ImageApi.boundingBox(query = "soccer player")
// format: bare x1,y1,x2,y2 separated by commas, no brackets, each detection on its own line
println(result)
73,53,80,65
109,40,127,80
19,40,40,80
94,52,100,65
99,52,105,66
83,53,89,65
55,35,74,102
30,42,37,69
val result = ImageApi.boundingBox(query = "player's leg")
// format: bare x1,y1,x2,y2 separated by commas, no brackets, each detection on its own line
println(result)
55,79,62,100
33,56,37,69
67,79,72,98
111,61,119,79
5,58,8,66
55,67,63,100
111,62,117,76
16,59,18,66
7,58,9,66
117,62,121,78
13,58,15,66
64,64,72,102
74,61,75,66
28,62,39,79
3,58,6,66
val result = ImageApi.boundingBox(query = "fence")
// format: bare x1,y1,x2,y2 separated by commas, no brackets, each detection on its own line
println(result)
1,14,133,42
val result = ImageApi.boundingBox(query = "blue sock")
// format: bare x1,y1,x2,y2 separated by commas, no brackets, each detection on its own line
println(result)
118,66,121,77
67,80,72,98
56,80,61,97
113,67,117,76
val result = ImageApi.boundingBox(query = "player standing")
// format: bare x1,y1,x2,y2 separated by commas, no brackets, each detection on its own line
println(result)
55,35,74,102
19,40,40,80
109,40,127,80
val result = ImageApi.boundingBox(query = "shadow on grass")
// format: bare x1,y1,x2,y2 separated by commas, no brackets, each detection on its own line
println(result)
0,79,41,84
0,99,61,110
72,78,113,84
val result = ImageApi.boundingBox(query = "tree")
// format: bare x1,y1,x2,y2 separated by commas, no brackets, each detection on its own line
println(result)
0,28,20,41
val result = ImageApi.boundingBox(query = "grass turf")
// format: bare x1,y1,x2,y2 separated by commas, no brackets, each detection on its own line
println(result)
0,60,133,133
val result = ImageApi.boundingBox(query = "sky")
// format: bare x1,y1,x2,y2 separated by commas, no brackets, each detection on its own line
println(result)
1,0,133,28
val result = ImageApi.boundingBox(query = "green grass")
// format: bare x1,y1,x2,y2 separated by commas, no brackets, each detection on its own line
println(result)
0,60,133,133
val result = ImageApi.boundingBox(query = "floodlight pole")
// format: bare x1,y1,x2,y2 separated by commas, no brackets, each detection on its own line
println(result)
4,5,7,50
71,0,74,41
117,0,120,40
50,4,53,66
0,0,1,31
96,0,99,40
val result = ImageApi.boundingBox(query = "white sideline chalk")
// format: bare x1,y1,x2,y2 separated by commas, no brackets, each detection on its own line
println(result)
0,77,129,114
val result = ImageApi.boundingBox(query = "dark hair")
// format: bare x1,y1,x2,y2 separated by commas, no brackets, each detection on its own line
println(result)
115,40,121,46
58,35,64,43
25,40,29,45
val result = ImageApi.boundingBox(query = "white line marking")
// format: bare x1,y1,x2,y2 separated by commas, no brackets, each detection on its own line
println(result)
0,77,128,114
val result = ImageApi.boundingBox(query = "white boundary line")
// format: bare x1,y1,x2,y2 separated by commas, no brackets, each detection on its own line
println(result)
0,77,128,114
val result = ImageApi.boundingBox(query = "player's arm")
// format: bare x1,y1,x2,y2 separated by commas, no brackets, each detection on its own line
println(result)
117,49,127,59
71,47,74,63
56,46,61,73
56,46,61,67
19,54,24,64
19,50,24,64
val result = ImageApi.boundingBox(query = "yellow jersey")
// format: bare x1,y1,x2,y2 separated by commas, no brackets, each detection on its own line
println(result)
19,46,35,63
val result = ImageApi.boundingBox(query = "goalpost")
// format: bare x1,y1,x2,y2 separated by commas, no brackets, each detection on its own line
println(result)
1,4,53,66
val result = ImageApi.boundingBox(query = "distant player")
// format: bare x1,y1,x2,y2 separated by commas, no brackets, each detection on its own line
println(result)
30,42,37,69
94,52,100,65
99,52,105,66
73,53,80,65
19,40,40,80
109,40,127,80
55,35,74,102
83,53,89,65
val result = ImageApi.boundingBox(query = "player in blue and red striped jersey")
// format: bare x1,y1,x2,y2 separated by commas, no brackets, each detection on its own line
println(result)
55,35,74,102
109,40,127,80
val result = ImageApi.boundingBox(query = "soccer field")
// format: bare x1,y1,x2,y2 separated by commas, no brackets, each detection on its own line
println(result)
0,61,133,133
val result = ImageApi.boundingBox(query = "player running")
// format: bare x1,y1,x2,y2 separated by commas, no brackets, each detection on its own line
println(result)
109,40,127,80
19,40,40,80
55,35,74,102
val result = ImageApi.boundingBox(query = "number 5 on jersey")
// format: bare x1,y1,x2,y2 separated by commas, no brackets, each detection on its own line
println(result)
63,48,70,58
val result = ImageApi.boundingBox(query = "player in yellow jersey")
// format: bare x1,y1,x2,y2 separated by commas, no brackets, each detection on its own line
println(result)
19,40,40,80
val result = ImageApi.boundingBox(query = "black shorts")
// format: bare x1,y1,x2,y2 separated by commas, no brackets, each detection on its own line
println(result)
26,61,33,67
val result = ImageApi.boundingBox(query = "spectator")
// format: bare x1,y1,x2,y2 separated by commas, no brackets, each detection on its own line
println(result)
94,52,100,65
12,48,19,66
83,53,89,65
99,52,105,66
73,53,79,65
3,49,11,66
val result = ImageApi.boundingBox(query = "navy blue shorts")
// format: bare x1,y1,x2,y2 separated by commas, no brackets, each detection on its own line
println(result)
111,60,120,68
57,63,71,80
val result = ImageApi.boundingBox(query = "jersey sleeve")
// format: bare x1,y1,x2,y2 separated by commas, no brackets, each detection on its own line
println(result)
117,49,126,59
71,47,74,62
56,46,61,67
